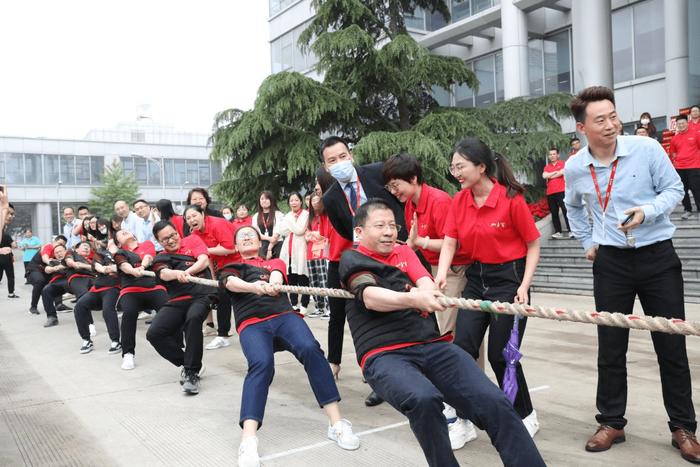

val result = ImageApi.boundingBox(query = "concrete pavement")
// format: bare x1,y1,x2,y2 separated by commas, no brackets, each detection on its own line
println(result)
0,275,698,466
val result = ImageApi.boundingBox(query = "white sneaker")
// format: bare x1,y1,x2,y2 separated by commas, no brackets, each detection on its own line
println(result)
205,336,230,350
551,232,563,239
449,418,477,450
237,436,260,467
522,409,540,438
121,353,135,370
327,419,360,450
89,324,97,337
299,306,308,315
137,311,152,320
443,403,457,423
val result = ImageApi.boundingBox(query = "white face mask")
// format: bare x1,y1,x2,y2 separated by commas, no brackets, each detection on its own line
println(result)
640,118,650,125
329,160,354,183
223,213,233,221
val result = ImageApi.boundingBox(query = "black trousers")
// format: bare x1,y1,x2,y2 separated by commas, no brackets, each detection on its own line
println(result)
288,273,310,307
28,270,49,308
42,279,68,317
547,191,570,233
593,240,696,432
118,290,168,356
326,260,346,365
146,297,210,371
677,168,700,213
216,288,232,337
74,288,120,342
0,259,15,294
453,258,533,419
67,277,92,300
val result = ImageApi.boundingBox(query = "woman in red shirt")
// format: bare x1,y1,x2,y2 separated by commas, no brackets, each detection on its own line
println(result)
435,138,541,437
305,193,330,318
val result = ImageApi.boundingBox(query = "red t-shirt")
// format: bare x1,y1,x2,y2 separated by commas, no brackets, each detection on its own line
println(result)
355,244,432,284
189,216,237,270
232,216,253,227
543,160,566,195
307,214,329,260
405,184,470,266
131,241,157,260
170,216,185,238
41,244,55,258
688,119,700,134
443,181,540,264
670,130,700,169
322,217,353,263
175,235,209,258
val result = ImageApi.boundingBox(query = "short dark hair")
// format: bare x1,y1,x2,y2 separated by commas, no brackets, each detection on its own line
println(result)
570,86,616,123
133,199,148,207
548,147,560,154
354,198,394,228
691,105,700,111
183,204,204,218
186,188,212,207
8,203,15,210
382,153,423,184
55,235,68,243
152,220,176,239
634,126,648,135
570,137,580,143
676,114,689,122
319,136,350,161
77,205,89,212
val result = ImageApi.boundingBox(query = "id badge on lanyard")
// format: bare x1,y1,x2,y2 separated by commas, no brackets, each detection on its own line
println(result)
343,180,362,247
589,159,619,243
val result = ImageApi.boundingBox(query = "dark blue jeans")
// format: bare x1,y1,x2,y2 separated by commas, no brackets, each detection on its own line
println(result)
238,313,340,428
363,342,544,467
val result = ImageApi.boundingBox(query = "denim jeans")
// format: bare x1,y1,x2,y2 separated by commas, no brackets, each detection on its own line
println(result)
238,312,340,428
363,342,544,467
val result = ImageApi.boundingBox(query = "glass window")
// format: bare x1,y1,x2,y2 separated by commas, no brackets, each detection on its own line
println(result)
76,156,91,185
271,39,283,74
0,155,5,183
405,9,425,29
474,56,495,107
633,0,664,78
199,160,211,186
472,0,493,14
452,0,471,21
187,160,199,185
164,159,175,186
25,154,42,184
59,155,75,185
269,0,294,16
612,7,634,82
426,10,449,31
528,39,544,96
90,156,103,185
433,85,454,106
174,159,187,185
543,30,571,94
44,155,59,185
147,159,161,186
134,158,147,184
6,153,24,184
121,157,134,176
495,52,504,101
455,83,474,108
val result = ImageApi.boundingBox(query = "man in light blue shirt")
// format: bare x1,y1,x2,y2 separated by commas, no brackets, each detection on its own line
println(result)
62,207,81,248
133,199,161,250
564,86,698,463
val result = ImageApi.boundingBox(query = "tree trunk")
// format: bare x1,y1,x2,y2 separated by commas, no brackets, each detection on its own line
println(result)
398,98,410,130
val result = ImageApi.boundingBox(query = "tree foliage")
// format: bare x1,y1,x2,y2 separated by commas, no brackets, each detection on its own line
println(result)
89,162,140,217
211,0,572,205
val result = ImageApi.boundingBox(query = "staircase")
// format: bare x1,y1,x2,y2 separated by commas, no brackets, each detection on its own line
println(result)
533,208,700,303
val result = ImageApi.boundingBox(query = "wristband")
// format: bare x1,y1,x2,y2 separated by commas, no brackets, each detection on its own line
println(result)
421,236,430,250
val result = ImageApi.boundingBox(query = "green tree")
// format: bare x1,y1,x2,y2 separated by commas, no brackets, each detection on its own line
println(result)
211,0,572,205
89,162,140,217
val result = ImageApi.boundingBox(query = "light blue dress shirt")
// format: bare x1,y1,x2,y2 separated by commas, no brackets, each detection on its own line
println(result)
564,135,684,251
340,168,368,208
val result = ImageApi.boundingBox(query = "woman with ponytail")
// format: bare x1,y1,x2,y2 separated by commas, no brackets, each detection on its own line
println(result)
435,137,541,438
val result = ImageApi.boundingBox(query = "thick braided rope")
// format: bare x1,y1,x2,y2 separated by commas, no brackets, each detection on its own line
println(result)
143,272,700,336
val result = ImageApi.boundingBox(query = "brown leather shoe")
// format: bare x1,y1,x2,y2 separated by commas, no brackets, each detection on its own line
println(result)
585,425,626,452
672,429,700,464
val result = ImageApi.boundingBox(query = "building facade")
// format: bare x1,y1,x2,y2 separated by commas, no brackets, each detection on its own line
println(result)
269,0,699,134
0,120,221,242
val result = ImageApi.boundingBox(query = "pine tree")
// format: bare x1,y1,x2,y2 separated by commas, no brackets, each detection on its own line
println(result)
89,162,140,217
211,0,572,205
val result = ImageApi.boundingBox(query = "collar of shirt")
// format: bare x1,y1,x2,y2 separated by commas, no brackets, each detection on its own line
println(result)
356,243,394,264
340,167,359,191
464,178,503,210
414,184,430,214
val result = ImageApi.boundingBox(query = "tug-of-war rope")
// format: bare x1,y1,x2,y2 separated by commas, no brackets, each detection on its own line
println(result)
140,271,700,337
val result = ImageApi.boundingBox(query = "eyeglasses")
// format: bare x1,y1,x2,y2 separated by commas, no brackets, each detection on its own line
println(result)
236,230,258,241
384,182,401,193
160,232,179,243
368,223,401,232
448,164,467,175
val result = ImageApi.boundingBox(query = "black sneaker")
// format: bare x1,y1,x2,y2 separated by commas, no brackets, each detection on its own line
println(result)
108,342,122,355
179,367,187,386
182,369,200,395
79,340,94,354
43,316,58,327
28,307,39,315
55,303,72,312
8,294,19,298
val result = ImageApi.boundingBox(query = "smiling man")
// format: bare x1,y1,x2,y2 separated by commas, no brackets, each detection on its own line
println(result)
564,86,699,463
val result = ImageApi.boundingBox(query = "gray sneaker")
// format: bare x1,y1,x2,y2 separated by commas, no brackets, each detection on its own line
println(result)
43,316,58,327
681,211,693,220
182,369,200,395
